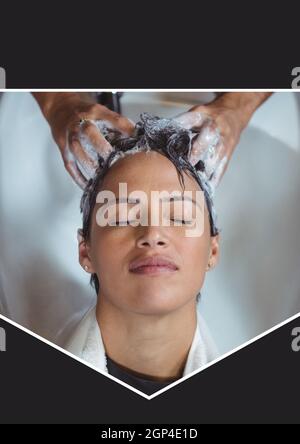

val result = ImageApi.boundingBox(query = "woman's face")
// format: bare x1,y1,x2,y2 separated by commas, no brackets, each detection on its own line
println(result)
79,151,220,315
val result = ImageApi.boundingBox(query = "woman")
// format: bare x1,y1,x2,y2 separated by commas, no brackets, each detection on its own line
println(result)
66,114,221,395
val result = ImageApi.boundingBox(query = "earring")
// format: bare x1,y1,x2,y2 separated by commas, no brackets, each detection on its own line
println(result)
84,265,89,272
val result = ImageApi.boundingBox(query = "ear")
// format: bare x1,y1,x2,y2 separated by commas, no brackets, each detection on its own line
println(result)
77,228,95,274
206,234,220,271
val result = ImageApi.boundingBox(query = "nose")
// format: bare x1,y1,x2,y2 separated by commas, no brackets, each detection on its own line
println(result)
136,226,169,249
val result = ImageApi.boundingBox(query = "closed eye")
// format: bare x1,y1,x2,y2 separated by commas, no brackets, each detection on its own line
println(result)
170,218,194,225
112,220,136,226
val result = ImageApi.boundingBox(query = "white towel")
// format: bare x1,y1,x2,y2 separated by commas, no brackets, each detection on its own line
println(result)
65,305,219,378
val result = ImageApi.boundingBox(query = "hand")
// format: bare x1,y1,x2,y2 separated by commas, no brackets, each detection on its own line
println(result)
175,93,271,189
35,93,135,188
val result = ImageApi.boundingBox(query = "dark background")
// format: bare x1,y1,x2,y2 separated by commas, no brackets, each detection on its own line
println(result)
0,315,299,424
0,5,298,88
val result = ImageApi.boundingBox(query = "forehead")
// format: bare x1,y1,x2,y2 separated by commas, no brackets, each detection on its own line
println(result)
100,150,201,194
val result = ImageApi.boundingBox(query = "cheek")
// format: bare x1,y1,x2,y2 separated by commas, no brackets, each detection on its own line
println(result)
89,229,128,277
183,239,209,267
179,236,210,286
88,230,110,272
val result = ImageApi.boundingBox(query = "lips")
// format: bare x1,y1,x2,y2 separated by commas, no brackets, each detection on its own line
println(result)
129,255,179,276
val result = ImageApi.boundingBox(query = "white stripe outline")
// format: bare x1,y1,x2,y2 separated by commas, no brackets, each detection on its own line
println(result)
1,311,299,400
0,89,299,92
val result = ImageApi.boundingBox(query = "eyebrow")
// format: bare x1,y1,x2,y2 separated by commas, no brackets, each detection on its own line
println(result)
115,197,139,204
99,195,202,209
98,197,140,208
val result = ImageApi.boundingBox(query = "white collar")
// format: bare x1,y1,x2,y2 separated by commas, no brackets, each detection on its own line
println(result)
65,306,219,378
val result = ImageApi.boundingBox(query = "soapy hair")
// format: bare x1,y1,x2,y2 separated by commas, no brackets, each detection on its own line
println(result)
80,113,219,296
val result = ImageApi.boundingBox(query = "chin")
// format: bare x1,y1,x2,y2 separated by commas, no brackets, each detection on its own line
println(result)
125,290,187,316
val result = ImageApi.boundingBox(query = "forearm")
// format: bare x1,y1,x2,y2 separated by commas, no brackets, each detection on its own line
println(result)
210,92,272,129
31,92,95,121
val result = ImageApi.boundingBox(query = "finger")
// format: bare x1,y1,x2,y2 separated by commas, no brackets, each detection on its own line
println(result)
64,159,87,189
106,115,135,136
78,102,135,136
92,106,135,136
174,111,228,191
71,138,99,180
174,110,207,130
79,120,113,159
189,121,221,166
190,120,227,194
210,155,228,189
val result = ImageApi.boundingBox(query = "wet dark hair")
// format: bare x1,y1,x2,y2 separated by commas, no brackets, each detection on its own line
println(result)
80,113,219,296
